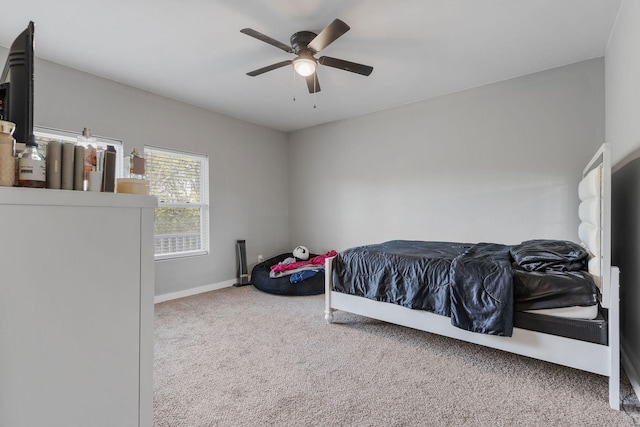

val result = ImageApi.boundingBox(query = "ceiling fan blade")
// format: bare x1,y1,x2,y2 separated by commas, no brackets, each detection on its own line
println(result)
305,73,321,93
247,60,292,76
319,56,373,76
307,19,350,53
240,28,294,53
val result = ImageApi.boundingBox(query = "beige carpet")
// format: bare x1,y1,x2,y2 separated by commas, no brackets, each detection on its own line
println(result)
154,286,640,426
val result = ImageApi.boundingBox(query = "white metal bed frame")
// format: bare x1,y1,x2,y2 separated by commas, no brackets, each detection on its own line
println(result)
324,143,620,410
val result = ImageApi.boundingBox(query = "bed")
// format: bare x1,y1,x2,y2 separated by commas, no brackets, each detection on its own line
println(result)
323,143,620,410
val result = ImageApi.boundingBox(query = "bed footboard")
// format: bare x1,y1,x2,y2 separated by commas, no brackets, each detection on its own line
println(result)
609,266,621,410
324,256,336,323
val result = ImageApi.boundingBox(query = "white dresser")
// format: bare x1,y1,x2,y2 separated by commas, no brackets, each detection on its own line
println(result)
0,188,156,427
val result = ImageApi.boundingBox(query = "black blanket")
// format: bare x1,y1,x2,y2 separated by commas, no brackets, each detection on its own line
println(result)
333,240,514,336
449,243,513,335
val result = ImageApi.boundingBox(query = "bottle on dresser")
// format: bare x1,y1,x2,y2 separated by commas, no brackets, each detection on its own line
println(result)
18,138,45,188
0,120,16,187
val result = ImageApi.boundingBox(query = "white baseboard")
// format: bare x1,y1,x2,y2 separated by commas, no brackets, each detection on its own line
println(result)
621,340,640,403
154,279,236,303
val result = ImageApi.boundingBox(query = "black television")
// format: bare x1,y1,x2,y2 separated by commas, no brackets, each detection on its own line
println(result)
0,21,35,145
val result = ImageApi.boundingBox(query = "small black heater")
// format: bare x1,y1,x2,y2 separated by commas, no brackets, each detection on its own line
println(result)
234,239,250,286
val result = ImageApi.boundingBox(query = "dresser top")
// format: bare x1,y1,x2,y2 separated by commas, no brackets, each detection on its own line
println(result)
0,187,157,208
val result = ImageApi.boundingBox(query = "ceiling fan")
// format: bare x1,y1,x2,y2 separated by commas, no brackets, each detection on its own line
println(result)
240,18,373,94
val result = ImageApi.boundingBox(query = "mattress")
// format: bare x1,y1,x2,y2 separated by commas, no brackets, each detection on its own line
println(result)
524,304,598,319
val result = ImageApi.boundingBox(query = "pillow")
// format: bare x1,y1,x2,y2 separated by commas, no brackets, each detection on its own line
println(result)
510,239,588,272
512,269,598,311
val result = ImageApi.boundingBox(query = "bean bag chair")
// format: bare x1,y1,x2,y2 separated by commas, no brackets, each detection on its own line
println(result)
251,253,325,296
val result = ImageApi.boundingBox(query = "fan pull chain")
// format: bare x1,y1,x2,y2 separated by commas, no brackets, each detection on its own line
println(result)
313,74,317,108
292,68,296,102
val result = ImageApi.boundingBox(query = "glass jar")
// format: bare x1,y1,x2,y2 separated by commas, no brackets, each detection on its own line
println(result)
0,120,16,186
129,148,145,179
18,143,46,188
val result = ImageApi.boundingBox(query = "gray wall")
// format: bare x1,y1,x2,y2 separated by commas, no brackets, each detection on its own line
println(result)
19,52,291,297
606,0,640,387
288,59,604,254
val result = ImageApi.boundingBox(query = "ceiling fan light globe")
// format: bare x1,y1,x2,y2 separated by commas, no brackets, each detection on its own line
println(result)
293,57,316,76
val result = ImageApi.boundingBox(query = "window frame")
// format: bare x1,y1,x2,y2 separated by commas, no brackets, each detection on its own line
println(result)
144,145,210,261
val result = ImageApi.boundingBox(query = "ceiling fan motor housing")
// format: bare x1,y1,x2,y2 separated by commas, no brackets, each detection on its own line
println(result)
290,31,318,53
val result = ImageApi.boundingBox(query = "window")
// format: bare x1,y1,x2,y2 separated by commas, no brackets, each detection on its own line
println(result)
144,146,210,259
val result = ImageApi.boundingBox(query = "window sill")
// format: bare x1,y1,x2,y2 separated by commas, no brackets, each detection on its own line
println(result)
154,250,209,261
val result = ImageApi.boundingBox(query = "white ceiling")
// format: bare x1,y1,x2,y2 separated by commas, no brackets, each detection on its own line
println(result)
0,0,622,132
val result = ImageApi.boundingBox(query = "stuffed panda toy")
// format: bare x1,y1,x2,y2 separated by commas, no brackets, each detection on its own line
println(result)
293,245,309,261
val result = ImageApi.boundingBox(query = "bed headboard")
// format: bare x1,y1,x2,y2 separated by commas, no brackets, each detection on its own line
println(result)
578,143,613,308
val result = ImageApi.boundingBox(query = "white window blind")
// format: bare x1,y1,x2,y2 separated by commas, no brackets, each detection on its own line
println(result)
144,146,210,259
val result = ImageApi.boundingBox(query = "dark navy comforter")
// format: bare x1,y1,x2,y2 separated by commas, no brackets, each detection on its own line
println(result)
333,240,514,336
